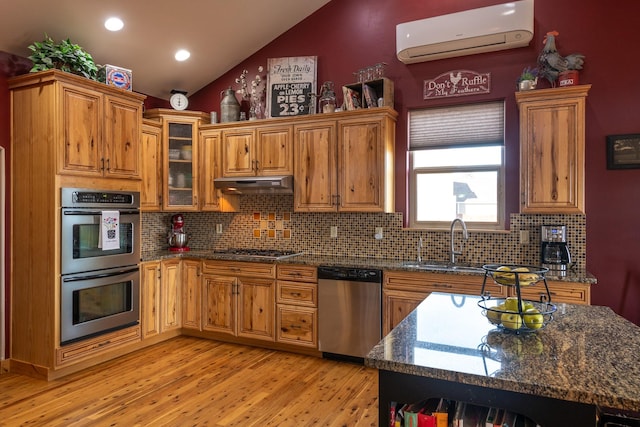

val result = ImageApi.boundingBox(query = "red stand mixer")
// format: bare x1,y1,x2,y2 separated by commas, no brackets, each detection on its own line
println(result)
168,213,190,252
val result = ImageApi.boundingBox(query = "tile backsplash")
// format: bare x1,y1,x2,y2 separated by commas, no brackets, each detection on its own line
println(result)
143,195,586,270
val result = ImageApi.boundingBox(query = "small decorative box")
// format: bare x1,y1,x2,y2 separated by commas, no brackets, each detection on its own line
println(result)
105,64,132,91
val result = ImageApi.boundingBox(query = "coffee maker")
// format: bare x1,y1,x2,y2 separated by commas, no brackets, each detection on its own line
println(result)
168,213,190,252
540,225,571,275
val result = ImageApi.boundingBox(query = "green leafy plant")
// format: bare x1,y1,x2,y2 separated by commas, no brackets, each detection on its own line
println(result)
517,66,538,83
28,35,98,80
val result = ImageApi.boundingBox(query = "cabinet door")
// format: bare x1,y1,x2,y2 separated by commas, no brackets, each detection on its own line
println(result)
160,259,182,332
222,129,255,176
202,274,237,335
163,120,199,210
60,84,103,175
238,277,275,341
103,94,141,178
199,130,222,211
256,125,293,175
181,260,202,331
517,86,589,214
383,289,431,335
140,261,161,339
293,121,337,212
141,121,162,210
338,118,385,212
276,305,317,348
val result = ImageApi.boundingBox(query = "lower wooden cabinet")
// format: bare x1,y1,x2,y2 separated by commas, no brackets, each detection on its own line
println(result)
276,265,318,348
140,261,161,338
140,259,184,339
383,270,507,335
513,280,590,305
201,261,276,342
182,259,202,331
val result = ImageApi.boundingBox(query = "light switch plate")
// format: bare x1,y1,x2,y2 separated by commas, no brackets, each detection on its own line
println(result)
375,227,383,239
330,226,338,238
216,224,223,234
519,230,529,245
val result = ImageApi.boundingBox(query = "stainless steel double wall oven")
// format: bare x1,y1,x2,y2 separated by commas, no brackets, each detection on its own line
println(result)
60,188,141,345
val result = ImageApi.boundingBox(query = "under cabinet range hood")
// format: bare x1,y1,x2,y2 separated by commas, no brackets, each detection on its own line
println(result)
214,175,294,195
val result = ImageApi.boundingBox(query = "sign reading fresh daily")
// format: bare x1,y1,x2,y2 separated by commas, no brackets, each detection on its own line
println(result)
267,56,317,118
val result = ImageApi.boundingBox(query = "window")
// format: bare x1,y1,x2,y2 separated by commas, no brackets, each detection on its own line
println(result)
409,101,505,230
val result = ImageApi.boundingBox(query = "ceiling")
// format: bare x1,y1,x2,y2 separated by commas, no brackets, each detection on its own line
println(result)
0,0,331,100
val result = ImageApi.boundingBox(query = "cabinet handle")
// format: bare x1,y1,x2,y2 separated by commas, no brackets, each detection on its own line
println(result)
101,158,105,171
255,159,260,172
193,195,198,206
106,158,110,172
291,292,301,297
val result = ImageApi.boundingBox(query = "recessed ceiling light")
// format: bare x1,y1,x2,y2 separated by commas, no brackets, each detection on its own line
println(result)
104,17,124,32
175,49,191,61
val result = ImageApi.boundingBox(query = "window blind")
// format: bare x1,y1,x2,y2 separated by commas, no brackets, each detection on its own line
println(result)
409,101,504,150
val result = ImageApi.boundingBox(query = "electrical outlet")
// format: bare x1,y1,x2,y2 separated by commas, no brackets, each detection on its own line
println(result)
375,227,383,240
216,223,223,234
519,230,529,245
330,226,338,238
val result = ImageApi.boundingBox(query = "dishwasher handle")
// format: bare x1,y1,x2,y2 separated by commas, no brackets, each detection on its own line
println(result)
317,266,382,283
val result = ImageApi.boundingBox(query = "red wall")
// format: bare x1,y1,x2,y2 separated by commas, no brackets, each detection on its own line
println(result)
190,0,640,325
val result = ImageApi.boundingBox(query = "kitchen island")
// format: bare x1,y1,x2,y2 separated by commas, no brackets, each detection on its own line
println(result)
365,292,640,426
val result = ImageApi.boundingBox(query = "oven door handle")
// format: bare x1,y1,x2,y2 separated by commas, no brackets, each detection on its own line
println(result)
62,267,139,282
62,210,140,216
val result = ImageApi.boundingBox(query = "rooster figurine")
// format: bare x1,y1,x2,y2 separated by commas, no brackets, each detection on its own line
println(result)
537,30,585,86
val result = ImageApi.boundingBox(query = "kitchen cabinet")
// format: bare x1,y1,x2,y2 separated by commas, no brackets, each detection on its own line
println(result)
221,123,293,177
160,259,182,332
383,270,507,334
276,265,318,348
294,108,396,212
513,279,590,305
141,119,163,210
144,109,209,211
516,85,591,214
140,261,161,338
10,69,144,181
9,70,144,380
201,261,276,341
181,259,202,331
198,128,239,212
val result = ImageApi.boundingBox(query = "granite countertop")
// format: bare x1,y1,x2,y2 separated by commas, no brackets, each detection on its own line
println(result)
365,292,640,412
141,250,596,284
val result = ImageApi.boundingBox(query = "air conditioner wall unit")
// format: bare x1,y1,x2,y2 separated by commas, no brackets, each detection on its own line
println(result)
396,0,534,64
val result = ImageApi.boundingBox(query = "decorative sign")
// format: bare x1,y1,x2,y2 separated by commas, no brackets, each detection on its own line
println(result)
423,70,490,100
267,56,317,118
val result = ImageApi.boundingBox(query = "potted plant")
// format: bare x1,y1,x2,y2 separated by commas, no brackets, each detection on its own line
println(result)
27,35,98,80
517,66,538,91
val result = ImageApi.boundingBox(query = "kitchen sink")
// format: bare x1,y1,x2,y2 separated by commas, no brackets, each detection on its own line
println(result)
400,261,485,274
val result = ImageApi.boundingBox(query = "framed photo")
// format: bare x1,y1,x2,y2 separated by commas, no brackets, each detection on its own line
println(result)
266,56,317,118
606,134,640,169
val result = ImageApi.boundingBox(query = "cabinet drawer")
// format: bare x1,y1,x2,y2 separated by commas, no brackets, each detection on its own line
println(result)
202,260,275,278
277,264,317,282
56,325,141,366
277,281,317,307
276,305,317,348
384,270,507,298
515,281,590,305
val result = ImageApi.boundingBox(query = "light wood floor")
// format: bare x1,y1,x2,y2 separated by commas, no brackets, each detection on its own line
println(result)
0,337,379,426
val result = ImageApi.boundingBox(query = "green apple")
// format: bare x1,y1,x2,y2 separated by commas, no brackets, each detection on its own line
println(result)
487,308,502,325
501,312,523,330
523,308,544,329
523,301,535,311
504,297,520,311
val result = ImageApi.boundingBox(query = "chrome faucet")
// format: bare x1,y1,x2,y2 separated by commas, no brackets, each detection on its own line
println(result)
417,236,423,263
450,218,468,264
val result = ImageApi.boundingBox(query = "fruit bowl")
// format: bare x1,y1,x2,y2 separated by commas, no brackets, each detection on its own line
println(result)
478,297,556,333
483,264,548,287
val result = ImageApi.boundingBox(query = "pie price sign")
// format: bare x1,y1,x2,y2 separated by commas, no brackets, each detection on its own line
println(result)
267,56,317,118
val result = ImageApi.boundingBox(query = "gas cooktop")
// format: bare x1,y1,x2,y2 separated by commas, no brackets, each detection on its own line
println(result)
213,248,304,260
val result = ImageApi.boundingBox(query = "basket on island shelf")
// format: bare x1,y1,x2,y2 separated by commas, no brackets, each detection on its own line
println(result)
478,264,556,333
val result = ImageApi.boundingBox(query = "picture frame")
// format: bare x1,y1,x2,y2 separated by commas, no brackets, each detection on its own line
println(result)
606,134,640,169
266,56,317,118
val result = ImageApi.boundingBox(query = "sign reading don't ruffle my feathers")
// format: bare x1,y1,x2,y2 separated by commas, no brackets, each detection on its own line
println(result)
424,70,490,100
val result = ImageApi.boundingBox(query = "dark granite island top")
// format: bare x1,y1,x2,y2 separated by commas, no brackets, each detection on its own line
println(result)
365,292,640,426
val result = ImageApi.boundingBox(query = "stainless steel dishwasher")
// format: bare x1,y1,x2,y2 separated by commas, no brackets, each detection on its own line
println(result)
318,266,382,361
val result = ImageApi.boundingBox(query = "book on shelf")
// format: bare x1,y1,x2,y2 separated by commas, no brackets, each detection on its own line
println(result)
363,84,378,108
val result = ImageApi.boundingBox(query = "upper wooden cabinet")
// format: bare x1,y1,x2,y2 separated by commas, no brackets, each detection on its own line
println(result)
516,85,591,214
141,119,163,210
294,108,397,212
222,123,293,177
10,69,145,180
